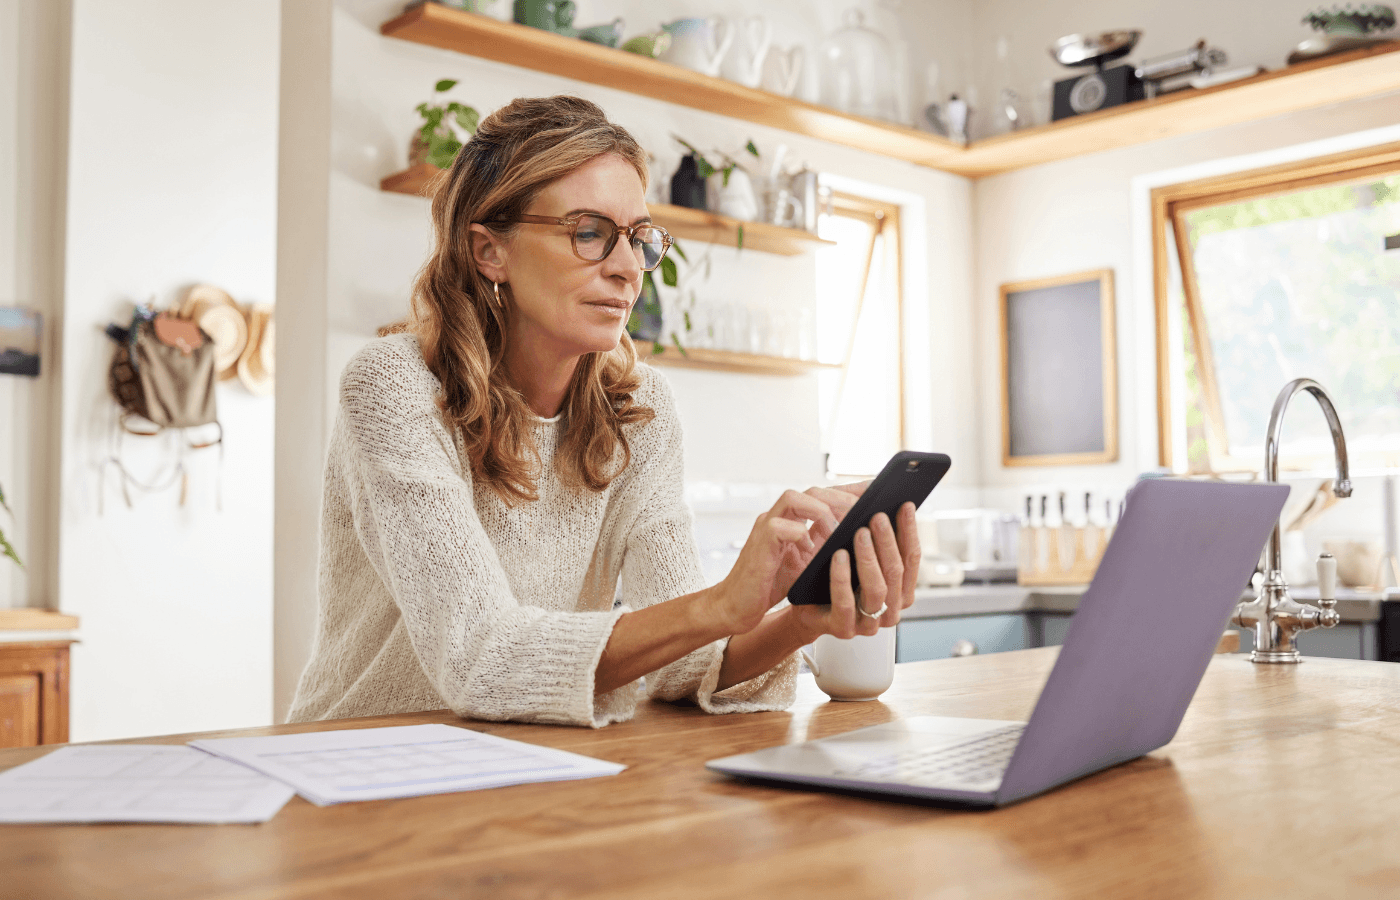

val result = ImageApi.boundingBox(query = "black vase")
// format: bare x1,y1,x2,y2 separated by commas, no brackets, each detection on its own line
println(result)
670,154,707,210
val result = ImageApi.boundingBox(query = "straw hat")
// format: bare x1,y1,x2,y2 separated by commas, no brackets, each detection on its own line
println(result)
237,304,275,396
179,284,247,380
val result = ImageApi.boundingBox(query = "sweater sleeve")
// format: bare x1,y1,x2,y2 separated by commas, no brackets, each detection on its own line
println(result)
619,370,798,714
337,341,630,728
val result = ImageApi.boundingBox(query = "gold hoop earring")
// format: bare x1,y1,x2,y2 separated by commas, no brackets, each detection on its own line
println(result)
493,281,503,309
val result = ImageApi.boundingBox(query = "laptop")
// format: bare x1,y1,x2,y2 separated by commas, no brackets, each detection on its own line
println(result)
707,478,1289,808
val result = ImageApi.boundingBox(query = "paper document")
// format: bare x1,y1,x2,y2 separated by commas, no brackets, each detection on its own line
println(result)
190,723,626,806
0,745,296,824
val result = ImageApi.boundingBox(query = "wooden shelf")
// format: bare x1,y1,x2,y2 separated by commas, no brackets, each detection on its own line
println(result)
380,3,965,171
0,610,79,632
634,341,840,376
956,41,1400,177
381,4,1400,178
379,163,444,196
648,204,833,255
379,164,833,255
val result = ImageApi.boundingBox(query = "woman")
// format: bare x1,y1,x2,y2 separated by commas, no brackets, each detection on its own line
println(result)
288,96,920,727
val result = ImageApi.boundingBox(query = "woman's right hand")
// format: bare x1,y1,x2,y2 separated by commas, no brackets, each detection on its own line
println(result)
708,489,848,636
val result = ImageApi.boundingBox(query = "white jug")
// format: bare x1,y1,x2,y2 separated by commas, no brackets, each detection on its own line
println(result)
761,45,804,96
707,167,758,222
719,15,772,88
659,17,733,77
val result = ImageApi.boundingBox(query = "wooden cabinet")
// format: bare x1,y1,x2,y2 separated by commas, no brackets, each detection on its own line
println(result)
0,642,72,748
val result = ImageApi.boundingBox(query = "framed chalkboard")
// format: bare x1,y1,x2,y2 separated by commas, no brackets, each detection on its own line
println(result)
999,269,1118,467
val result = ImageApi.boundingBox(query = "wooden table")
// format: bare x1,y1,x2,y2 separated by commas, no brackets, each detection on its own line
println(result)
3,648,1399,899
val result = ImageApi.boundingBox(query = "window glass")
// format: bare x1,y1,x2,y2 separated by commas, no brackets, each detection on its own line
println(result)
815,199,903,477
1180,174,1400,464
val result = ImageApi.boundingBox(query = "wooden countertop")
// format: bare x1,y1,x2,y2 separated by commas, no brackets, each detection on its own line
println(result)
3,648,1399,898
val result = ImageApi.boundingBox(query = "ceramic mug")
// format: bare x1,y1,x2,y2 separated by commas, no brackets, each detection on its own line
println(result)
514,0,576,35
800,627,896,701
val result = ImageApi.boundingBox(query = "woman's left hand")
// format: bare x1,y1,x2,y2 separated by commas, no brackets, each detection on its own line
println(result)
789,500,921,639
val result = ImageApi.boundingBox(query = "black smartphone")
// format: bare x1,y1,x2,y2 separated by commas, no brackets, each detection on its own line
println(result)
786,451,951,606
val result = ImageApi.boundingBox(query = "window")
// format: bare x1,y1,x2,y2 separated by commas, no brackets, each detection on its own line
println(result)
815,193,904,477
1153,143,1400,473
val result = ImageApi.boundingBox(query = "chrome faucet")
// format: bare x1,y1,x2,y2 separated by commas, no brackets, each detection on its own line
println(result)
1233,378,1353,663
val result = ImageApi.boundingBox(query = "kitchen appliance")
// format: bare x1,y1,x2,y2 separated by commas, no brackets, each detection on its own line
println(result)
1048,30,1144,120
922,509,1021,583
1134,40,1228,97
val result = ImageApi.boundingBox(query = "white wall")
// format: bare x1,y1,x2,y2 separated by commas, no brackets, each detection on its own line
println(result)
0,1,68,610
972,92,1400,535
56,0,280,740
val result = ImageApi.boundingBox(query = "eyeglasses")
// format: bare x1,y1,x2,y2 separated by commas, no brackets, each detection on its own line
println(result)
512,213,673,271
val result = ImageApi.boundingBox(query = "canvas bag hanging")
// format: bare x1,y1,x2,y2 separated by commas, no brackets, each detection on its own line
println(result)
107,308,219,434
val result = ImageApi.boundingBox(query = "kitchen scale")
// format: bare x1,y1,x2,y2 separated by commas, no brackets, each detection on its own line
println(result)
1048,30,1144,120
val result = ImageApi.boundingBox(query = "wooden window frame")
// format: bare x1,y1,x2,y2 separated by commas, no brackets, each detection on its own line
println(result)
1152,141,1400,470
822,192,906,476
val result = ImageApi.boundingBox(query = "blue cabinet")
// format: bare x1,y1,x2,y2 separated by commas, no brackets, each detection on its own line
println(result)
896,615,1030,662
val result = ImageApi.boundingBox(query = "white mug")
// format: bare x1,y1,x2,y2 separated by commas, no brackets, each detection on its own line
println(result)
800,627,896,701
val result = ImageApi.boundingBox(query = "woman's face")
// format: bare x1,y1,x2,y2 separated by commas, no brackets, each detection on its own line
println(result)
490,153,649,363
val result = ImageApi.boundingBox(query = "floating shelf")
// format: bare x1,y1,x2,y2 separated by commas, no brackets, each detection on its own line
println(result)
379,164,833,256
634,341,840,376
648,204,833,256
379,163,444,196
380,4,1400,178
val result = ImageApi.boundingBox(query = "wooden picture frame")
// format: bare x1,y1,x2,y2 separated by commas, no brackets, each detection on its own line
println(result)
999,269,1118,467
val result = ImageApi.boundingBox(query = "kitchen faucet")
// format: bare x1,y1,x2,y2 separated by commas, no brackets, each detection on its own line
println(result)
1233,378,1352,663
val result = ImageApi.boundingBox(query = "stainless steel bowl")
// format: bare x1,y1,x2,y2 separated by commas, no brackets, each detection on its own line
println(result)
1049,30,1142,67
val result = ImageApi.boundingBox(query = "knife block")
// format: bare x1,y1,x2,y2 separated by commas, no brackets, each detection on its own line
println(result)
1018,525,1111,586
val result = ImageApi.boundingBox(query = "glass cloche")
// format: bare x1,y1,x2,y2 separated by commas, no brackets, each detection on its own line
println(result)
817,9,900,122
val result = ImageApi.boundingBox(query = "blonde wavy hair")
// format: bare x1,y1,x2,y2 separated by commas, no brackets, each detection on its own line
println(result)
408,95,655,505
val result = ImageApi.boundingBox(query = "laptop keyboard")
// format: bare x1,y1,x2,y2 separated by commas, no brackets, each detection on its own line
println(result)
835,723,1026,789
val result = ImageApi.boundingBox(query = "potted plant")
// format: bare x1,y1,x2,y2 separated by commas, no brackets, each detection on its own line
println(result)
0,480,21,568
411,79,481,169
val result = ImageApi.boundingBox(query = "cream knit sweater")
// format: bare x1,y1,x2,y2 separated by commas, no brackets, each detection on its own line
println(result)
287,334,796,727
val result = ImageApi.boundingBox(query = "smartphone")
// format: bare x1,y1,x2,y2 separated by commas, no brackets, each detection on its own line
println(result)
786,451,951,606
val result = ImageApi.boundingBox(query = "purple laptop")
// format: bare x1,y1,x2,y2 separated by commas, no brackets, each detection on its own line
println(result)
707,478,1289,807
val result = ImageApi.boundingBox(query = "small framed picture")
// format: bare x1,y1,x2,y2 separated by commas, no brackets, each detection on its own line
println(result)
0,308,42,377
999,269,1118,467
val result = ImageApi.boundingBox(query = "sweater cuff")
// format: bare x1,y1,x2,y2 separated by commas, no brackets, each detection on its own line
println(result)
444,604,630,728
693,644,799,715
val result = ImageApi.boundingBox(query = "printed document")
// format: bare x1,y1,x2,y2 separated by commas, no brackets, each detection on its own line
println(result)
0,744,296,824
190,723,626,806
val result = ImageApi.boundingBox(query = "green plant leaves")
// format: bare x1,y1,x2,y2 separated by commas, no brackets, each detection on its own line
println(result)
0,527,20,569
745,139,759,157
694,156,716,179
0,481,9,517
418,82,478,168
671,240,688,263
426,133,463,169
660,255,679,288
